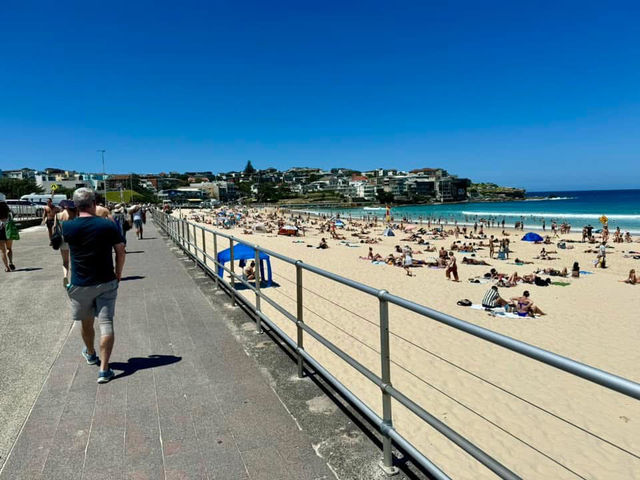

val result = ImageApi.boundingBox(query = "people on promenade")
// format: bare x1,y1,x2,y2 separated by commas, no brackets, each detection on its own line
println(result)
42,198,58,243
132,206,145,239
54,200,77,286
62,188,126,384
112,204,129,245
0,201,16,272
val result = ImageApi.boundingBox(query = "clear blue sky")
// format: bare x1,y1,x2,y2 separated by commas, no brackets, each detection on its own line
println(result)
1,1,639,191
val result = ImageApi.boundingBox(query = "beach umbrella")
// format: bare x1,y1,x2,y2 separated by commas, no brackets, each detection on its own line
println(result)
521,232,544,242
381,227,395,237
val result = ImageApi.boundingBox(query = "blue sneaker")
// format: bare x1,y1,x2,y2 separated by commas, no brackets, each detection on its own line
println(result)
97,369,115,384
82,347,98,365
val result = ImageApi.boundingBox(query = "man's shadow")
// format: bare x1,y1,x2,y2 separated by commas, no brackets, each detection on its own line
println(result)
109,354,181,380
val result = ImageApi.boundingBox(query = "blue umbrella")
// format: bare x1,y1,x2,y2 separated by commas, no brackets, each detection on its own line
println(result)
522,232,544,242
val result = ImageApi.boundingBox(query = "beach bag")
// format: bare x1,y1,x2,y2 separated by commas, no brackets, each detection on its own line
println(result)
5,219,20,241
457,299,472,307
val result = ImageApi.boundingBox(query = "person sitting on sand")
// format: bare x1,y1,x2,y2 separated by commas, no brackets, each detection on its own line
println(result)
244,261,256,281
571,262,580,278
318,238,329,249
481,286,508,309
622,269,638,285
462,257,491,266
510,291,545,317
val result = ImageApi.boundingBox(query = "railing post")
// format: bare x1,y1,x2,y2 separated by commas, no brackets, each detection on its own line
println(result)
296,261,304,378
193,224,198,261
229,237,235,305
254,247,262,333
378,291,399,476
201,227,207,266
181,219,185,249
213,232,219,288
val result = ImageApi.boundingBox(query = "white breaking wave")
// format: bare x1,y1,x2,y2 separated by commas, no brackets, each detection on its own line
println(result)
524,196,575,201
460,211,640,220
363,207,385,211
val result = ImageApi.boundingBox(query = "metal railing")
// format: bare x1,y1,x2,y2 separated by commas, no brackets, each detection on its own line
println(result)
7,204,44,221
153,210,640,480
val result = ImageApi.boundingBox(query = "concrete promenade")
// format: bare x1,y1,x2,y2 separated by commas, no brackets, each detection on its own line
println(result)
0,222,337,480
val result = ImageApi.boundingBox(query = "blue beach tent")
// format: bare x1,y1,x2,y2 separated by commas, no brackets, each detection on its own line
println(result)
521,232,544,242
217,244,273,286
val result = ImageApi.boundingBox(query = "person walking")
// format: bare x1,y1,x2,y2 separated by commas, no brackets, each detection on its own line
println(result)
131,205,145,239
42,198,58,243
54,199,77,287
0,201,16,272
62,188,126,383
445,251,459,282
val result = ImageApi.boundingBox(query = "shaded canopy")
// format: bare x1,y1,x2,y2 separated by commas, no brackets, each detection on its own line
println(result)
382,227,395,236
521,232,544,242
217,244,272,286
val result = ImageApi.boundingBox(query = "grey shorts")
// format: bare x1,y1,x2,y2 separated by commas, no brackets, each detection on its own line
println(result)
67,280,118,336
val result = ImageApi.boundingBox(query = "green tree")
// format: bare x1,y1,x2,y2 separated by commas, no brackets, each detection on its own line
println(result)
244,161,256,176
376,188,394,204
0,178,44,198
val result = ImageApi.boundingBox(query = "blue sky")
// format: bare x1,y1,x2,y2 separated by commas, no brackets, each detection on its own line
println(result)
1,1,639,191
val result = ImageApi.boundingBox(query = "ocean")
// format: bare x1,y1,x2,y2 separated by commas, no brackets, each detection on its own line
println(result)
305,189,640,234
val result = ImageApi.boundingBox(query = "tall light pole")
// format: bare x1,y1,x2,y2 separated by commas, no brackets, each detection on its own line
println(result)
97,149,106,200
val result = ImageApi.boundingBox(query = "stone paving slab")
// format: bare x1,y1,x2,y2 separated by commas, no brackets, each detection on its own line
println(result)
0,222,335,480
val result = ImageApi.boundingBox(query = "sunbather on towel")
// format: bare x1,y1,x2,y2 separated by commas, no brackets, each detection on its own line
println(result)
462,257,490,266
510,291,545,317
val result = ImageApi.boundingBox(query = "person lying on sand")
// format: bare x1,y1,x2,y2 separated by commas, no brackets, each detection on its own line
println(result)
536,267,568,277
462,257,491,266
513,258,534,264
510,291,545,317
621,269,638,285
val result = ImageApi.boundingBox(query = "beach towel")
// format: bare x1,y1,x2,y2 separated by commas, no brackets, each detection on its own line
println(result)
579,271,594,275
468,278,490,284
292,240,305,243
551,281,571,286
372,261,386,265
470,304,524,319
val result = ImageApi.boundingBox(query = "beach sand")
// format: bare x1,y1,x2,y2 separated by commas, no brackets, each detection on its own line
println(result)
177,208,640,479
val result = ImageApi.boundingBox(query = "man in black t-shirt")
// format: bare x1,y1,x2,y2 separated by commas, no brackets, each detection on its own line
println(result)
63,188,126,384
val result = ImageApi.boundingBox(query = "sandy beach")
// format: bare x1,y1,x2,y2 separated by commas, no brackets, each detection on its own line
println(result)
176,207,640,479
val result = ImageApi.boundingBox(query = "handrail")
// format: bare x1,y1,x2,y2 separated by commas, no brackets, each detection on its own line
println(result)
153,210,640,479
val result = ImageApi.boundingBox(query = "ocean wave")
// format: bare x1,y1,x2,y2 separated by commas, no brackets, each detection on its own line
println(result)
363,207,385,211
460,211,640,220
524,196,576,201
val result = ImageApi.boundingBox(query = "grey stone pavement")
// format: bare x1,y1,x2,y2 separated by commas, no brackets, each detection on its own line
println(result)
0,222,336,480
1,221,429,480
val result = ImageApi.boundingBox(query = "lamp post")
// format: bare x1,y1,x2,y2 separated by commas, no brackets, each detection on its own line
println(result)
97,149,106,200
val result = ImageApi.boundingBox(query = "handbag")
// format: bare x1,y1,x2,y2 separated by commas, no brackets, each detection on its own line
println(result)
51,223,63,250
5,219,20,241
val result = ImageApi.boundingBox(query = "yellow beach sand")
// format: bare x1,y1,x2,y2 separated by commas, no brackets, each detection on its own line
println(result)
178,208,639,479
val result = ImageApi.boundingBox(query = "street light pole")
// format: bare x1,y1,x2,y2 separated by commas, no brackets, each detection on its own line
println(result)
97,149,106,201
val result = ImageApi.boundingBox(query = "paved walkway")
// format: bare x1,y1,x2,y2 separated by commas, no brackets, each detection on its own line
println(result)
0,222,334,480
